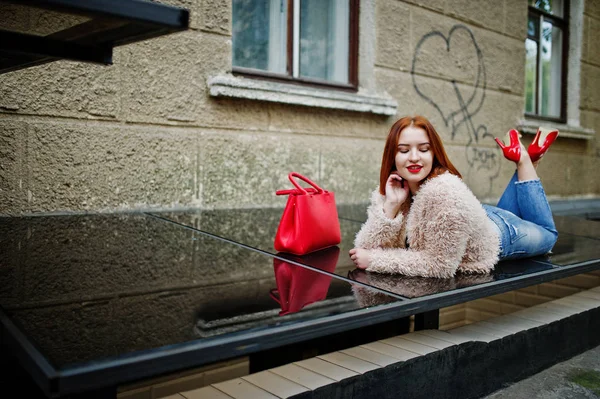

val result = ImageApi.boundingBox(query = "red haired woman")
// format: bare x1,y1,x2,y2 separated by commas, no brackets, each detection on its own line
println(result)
349,115,559,278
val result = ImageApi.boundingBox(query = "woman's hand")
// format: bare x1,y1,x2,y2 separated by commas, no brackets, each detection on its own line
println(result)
349,248,372,269
383,172,409,218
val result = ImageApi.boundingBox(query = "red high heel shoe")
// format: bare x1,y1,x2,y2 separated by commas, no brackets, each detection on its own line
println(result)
528,127,559,163
494,129,521,163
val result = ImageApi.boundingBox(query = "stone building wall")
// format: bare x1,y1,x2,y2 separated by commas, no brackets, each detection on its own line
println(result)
580,1,600,172
0,0,598,216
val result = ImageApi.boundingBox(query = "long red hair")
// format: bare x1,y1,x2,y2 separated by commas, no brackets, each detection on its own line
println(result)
379,115,461,196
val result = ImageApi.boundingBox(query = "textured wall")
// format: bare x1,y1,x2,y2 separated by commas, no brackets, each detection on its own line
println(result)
0,0,599,215
579,1,600,179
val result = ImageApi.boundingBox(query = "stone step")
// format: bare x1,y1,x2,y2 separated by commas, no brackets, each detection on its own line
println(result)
165,286,600,399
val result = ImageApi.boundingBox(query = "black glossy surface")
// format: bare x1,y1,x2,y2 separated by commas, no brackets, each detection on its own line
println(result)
151,205,600,297
544,232,600,265
0,213,397,370
1,206,598,396
347,259,554,299
554,215,600,240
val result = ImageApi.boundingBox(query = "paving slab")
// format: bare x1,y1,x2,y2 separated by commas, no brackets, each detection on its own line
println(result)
482,344,600,399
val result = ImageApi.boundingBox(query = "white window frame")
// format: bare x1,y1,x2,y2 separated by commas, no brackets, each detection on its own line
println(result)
520,0,594,139
209,0,397,116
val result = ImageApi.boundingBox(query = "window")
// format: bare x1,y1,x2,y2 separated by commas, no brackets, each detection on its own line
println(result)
232,0,359,89
525,0,568,121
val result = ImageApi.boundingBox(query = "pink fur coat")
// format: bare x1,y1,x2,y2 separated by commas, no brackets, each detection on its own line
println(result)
354,172,500,278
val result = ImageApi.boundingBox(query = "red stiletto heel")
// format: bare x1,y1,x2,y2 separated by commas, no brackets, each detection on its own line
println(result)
494,129,521,163
528,127,559,162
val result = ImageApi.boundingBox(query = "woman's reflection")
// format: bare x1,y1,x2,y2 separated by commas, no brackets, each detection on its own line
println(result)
348,269,495,303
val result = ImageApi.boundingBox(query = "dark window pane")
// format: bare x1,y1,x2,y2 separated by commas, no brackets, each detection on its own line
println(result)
528,15,539,38
232,0,287,73
530,0,564,18
525,38,538,114
299,0,349,83
539,22,562,118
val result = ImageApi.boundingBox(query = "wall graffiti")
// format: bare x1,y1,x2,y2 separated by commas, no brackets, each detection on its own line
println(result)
411,24,500,195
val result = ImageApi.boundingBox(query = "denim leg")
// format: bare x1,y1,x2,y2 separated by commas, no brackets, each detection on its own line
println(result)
485,205,557,260
496,171,521,217
515,179,558,235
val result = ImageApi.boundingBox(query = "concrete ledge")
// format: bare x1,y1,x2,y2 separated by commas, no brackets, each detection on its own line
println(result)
169,286,600,399
549,198,600,217
208,74,398,116
517,119,595,140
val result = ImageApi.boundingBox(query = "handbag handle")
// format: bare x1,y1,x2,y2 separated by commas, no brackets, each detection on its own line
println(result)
288,172,324,195
276,187,318,196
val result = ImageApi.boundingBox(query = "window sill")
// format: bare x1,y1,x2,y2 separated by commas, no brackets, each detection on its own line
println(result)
517,119,595,140
207,74,398,116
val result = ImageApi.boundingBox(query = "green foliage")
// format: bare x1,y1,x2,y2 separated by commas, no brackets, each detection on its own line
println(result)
567,369,600,396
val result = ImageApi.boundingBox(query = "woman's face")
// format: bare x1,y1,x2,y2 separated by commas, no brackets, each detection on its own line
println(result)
395,125,434,187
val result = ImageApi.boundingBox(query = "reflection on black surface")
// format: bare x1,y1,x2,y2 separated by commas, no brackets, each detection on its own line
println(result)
348,269,490,299
554,215,600,240
152,208,600,277
0,214,399,369
193,263,373,338
493,257,554,278
192,272,372,338
276,246,341,276
347,259,557,299
154,207,364,255
156,208,284,251
154,207,364,277
546,232,600,265
271,247,339,316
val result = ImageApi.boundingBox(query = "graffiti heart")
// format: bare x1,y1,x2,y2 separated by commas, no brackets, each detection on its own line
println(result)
411,24,500,195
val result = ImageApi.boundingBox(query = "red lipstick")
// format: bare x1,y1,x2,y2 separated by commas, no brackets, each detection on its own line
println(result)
407,165,422,174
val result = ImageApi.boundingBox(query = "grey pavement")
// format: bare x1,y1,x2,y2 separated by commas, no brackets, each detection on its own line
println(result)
482,344,600,399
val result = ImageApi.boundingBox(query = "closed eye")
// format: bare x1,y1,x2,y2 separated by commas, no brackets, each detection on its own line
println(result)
398,147,429,153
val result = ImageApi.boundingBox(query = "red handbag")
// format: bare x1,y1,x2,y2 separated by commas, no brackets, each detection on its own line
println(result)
274,172,341,255
270,247,339,316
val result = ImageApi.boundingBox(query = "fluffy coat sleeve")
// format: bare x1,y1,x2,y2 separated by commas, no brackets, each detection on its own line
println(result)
364,174,472,279
353,188,406,250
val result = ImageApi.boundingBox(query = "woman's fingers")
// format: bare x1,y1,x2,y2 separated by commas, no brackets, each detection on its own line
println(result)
387,173,403,183
349,249,358,265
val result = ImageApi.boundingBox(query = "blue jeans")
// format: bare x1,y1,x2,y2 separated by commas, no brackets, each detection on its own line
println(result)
483,172,558,260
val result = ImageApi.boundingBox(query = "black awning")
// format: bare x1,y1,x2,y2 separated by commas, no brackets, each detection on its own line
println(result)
0,0,190,74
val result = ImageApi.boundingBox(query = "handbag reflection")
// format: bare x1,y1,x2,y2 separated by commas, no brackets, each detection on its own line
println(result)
274,172,341,255
270,246,340,316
